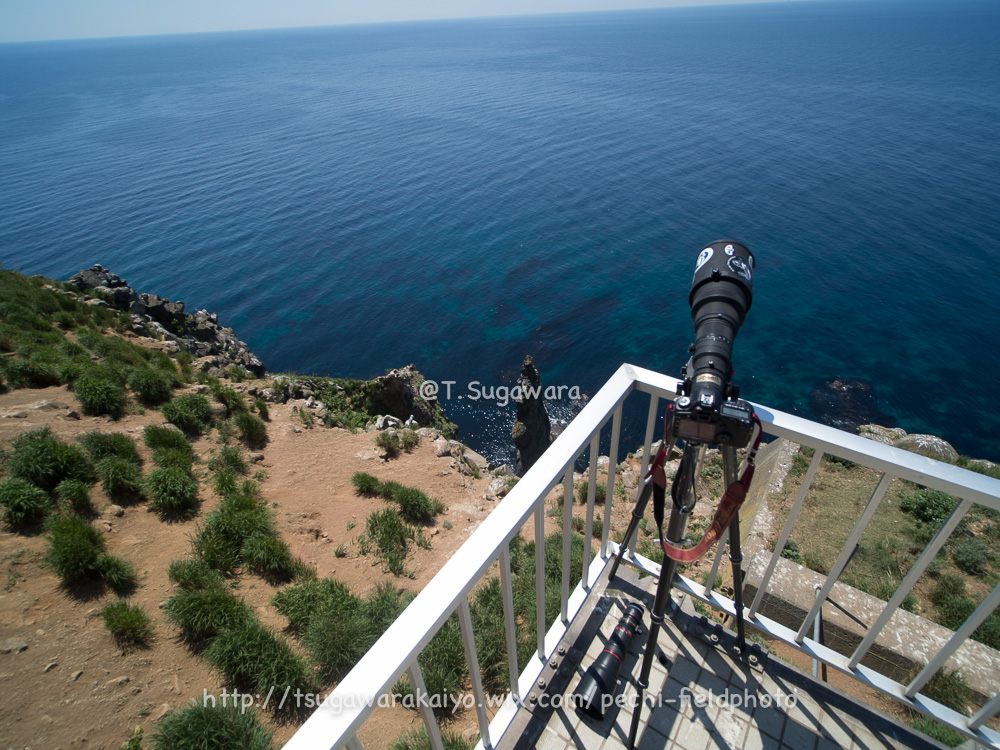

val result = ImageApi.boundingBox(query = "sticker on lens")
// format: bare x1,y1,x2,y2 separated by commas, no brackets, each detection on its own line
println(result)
728,256,752,282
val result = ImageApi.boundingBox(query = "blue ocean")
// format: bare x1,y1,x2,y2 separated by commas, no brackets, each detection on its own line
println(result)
2,0,999,463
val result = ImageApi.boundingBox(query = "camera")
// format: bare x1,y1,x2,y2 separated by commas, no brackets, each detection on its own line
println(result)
672,239,755,448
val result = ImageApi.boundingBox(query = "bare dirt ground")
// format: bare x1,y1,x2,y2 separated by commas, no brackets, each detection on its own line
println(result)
0,382,499,749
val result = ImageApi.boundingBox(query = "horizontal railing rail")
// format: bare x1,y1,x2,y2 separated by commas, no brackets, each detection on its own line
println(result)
283,363,1000,750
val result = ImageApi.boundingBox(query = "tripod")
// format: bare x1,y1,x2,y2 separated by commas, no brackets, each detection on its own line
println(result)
609,439,751,750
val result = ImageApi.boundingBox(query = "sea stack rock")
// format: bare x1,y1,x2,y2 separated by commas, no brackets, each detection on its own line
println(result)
512,355,551,476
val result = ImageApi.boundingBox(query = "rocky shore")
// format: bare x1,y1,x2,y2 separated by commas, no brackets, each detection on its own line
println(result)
64,264,265,377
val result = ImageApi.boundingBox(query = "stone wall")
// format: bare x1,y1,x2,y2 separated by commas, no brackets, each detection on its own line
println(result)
743,551,1000,703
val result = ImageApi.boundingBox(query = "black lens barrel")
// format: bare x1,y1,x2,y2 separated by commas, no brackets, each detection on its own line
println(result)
687,240,754,412
573,602,645,720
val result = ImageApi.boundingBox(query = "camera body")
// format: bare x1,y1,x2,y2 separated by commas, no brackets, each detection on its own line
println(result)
672,392,755,447
672,239,757,448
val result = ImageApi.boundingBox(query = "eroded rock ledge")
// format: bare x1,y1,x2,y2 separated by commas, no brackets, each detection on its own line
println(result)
64,264,264,376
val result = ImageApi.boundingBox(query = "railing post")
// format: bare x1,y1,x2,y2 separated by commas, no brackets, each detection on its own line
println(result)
458,598,493,750
499,544,520,705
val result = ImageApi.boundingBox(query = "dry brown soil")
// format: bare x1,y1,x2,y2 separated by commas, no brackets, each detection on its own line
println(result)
0,382,500,749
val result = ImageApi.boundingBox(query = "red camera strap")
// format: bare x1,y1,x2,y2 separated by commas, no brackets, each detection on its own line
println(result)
658,413,763,563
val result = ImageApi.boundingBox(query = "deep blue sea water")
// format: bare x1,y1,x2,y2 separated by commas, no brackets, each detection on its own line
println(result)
2,0,999,464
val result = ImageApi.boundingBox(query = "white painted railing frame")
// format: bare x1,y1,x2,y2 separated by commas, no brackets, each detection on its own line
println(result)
283,363,1000,750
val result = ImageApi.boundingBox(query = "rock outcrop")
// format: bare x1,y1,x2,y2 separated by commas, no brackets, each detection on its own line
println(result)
809,377,889,432
894,433,959,464
858,424,960,465
365,365,456,434
65,264,264,376
511,355,551,476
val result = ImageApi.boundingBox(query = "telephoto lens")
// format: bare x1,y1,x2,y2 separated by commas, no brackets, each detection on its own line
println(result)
687,240,754,416
573,602,645,720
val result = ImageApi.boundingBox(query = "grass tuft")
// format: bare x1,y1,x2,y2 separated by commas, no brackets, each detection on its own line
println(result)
102,600,154,651
95,457,144,502
234,411,267,449
168,557,226,591
162,393,213,435
165,587,254,644
0,478,53,529
149,702,274,750
55,478,93,515
145,467,199,518
45,515,105,584
204,620,314,696
78,431,141,466
128,368,174,406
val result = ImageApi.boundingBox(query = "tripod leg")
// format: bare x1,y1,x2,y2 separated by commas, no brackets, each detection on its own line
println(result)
625,444,698,749
608,481,653,582
625,548,672,750
722,446,747,654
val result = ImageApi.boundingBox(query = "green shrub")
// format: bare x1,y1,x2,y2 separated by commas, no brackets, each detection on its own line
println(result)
349,473,444,523
780,539,804,564
98,554,138,594
149,702,273,750
101,600,154,651
204,620,314,695
253,399,269,421
788,451,811,478
208,446,248,476
193,491,276,574
297,580,406,682
271,577,361,632
45,515,104,584
78,431,141,466
0,478,53,529
3,357,63,388
241,535,295,583
391,486,441,524
952,538,989,576
575,479,607,505
55,478,93,515
144,424,194,454
351,472,381,497
128,368,174,405
234,411,267,449
909,715,965,748
165,587,253,644
374,431,400,457
403,615,466,713
303,603,373,681
145,467,199,518
96,457,144,501
162,394,213,435
153,447,194,472
168,557,225,591
212,470,239,498
73,375,126,417
359,508,416,576
399,428,419,452
211,384,246,416
900,489,957,525
388,727,474,750
6,427,96,492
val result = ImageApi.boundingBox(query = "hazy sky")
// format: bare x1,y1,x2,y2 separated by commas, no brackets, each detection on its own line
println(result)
2,0,791,44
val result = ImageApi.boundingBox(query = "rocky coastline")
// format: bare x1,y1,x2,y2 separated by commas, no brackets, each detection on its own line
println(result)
64,264,265,377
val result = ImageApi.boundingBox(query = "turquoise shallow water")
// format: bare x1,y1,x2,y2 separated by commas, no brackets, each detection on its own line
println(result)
1,0,999,463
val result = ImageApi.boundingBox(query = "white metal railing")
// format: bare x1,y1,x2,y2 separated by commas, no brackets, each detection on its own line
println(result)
283,363,1000,750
